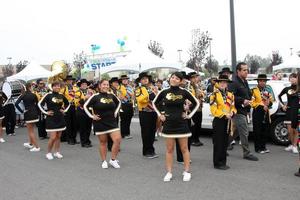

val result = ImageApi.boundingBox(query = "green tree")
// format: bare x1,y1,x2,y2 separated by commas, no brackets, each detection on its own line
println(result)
2,64,14,77
187,29,210,72
244,54,271,74
204,56,219,75
16,60,28,73
101,73,110,80
266,51,283,73
73,51,87,79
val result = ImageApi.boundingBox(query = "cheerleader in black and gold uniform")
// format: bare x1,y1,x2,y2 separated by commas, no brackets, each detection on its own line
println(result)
84,80,122,169
210,75,236,170
15,82,40,152
38,81,70,160
153,72,200,182
278,73,299,154
0,91,8,143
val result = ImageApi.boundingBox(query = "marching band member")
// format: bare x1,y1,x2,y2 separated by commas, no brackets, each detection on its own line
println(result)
75,79,93,148
135,72,159,159
61,75,78,145
3,91,16,136
119,75,134,139
84,79,122,169
278,73,299,154
15,82,40,152
188,72,204,147
34,79,49,140
210,75,236,170
38,81,70,160
251,74,273,154
153,72,200,182
0,90,8,143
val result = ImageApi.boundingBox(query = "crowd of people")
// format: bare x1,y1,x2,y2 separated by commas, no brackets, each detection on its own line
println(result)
0,62,299,181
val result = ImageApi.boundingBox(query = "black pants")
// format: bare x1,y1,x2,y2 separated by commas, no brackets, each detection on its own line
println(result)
212,117,229,167
37,112,47,138
62,105,77,142
139,111,157,155
253,106,269,152
191,111,202,143
120,103,133,138
176,119,192,162
4,104,16,135
76,108,92,146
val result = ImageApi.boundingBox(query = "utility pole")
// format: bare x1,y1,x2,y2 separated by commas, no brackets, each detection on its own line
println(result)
230,0,237,73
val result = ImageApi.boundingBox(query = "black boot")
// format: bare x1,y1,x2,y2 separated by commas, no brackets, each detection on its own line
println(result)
295,168,300,177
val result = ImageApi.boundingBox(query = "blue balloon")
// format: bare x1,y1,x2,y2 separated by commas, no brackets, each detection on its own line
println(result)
120,41,125,46
117,39,121,44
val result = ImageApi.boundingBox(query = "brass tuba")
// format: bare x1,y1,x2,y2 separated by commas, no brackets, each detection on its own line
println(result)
48,60,68,89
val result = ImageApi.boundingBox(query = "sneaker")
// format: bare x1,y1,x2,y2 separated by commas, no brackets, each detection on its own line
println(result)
214,165,230,170
109,159,120,169
124,135,133,140
295,168,300,177
182,171,191,182
263,149,270,153
53,152,63,159
292,146,299,154
256,150,266,154
144,153,159,159
30,147,41,152
102,160,108,169
243,154,259,161
177,160,192,164
191,141,203,147
23,143,33,149
0,138,5,143
163,172,173,182
46,153,54,160
285,145,293,152
231,140,236,145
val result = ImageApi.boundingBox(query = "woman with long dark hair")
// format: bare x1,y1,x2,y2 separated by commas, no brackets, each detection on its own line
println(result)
84,80,122,169
153,72,200,182
278,73,298,154
38,81,70,160
15,82,40,152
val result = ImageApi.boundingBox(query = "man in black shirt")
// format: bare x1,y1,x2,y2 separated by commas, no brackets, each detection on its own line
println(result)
229,62,258,161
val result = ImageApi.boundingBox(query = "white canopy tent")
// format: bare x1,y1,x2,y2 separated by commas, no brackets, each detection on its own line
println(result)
273,54,300,71
100,48,181,74
7,61,52,81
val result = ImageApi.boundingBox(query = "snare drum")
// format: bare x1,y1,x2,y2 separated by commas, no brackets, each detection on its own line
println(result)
1,80,25,99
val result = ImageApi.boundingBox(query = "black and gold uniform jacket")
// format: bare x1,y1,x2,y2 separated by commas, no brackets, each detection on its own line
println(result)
210,88,237,118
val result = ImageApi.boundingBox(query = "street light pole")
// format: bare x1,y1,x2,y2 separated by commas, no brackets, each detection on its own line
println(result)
230,0,237,73
7,57,12,65
290,48,293,56
208,38,212,67
177,49,182,62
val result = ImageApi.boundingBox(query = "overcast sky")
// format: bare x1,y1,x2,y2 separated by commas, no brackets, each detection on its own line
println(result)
0,0,299,65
